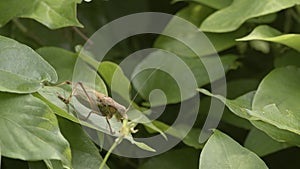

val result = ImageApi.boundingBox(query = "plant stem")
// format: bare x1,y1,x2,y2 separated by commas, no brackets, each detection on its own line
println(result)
99,136,124,169
99,119,132,169
72,26,94,45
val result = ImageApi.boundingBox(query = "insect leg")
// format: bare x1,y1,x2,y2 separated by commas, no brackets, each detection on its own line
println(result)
53,80,72,87
76,82,98,111
61,82,86,104
57,82,96,109
80,110,100,121
56,81,81,104
80,110,114,134
105,116,114,134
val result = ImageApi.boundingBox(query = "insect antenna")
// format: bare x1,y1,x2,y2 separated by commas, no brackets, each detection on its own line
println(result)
125,66,163,114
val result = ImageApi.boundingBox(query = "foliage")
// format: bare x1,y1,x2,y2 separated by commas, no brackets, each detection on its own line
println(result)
0,0,300,169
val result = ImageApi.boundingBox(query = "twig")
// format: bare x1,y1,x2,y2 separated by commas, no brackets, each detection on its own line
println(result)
12,18,44,46
72,26,94,45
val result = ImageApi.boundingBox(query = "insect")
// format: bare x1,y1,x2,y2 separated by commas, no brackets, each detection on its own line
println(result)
56,80,128,134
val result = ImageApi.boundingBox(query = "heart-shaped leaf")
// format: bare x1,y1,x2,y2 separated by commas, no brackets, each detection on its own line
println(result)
133,51,237,104
155,4,248,57
253,66,300,115
0,0,32,27
0,36,57,93
0,92,71,166
0,0,82,29
199,130,268,169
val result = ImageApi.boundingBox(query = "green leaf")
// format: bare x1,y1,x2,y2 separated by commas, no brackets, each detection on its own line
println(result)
132,51,238,104
37,46,107,93
181,128,204,149
248,104,300,135
0,92,71,165
131,141,156,152
98,61,131,104
172,0,232,9
252,66,300,113
20,0,83,29
0,0,82,29
200,88,300,147
245,66,300,145
246,118,300,147
128,110,167,139
199,66,300,147
58,117,110,169
237,25,300,52
0,36,57,93
200,0,300,32
35,87,88,126
244,128,291,157
154,4,248,57
199,130,268,169
139,148,199,169
147,121,204,149
220,79,259,129
36,47,77,83
0,1,32,27
154,4,213,58
197,88,254,119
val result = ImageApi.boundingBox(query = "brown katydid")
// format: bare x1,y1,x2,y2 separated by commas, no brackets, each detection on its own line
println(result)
55,80,128,134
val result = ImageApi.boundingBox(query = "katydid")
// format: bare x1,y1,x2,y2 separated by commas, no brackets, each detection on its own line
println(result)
56,80,128,134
